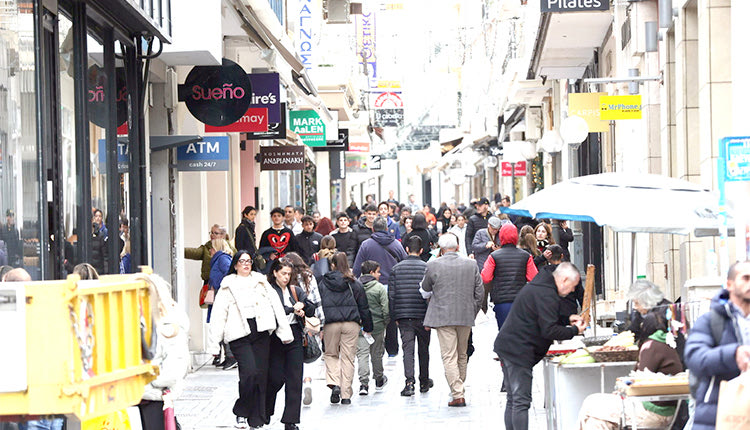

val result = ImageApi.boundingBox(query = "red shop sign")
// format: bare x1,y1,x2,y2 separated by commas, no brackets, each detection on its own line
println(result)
205,108,269,133
501,161,527,177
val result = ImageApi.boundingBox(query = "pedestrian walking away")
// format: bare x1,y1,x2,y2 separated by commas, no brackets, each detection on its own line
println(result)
389,235,432,396
355,260,390,396
420,234,484,407
318,252,374,404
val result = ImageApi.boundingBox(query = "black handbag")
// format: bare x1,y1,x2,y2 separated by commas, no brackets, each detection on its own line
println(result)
289,286,322,363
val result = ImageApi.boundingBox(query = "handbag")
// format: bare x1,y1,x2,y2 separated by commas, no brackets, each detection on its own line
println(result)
198,283,210,309
305,316,321,334
289,286,322,363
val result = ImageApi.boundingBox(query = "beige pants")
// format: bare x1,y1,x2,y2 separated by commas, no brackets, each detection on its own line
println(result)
435,325,472,399
577,393,675,430
322,321,360,399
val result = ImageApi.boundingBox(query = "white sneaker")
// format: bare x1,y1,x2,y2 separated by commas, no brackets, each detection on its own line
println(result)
235,416,249,429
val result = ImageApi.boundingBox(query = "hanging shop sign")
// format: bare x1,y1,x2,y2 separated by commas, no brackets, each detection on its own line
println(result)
290,110,326,147
599,95,642,120
373,92,403,108
248,73,281,123
87,66,128,129
374,108,404,127
345,154,369,173
568,92,609,132
297,0,316,71
176,136,230,171
541,0,609,13
330,150,346,180
204,108,269,133
313,129,349,152
501,161,527,177
259,145,306,171
720,136,750,182
178,58,252,127
348,141,370,153
97,139,129,173
356,11,377,88
244,102,287,140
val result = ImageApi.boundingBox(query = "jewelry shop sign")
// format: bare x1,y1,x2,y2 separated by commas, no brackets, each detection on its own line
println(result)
259,146,306,171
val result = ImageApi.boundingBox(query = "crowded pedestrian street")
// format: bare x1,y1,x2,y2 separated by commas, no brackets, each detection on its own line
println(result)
174,311,547,430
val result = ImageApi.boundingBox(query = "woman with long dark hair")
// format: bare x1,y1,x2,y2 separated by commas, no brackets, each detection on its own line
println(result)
208,250,293,429
318,252,373,405
265,258,315,430
402,213,435,262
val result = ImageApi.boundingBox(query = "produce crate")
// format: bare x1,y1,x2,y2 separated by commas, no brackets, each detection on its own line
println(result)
0,269,158,420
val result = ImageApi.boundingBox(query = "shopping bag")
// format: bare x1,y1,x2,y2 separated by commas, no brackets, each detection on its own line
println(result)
198,283,210,309
716,372,750,430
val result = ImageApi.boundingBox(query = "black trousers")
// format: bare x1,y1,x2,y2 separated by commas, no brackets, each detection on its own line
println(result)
397,318,430,382
229,319,271,428
138,399,179,430
384,319,399,356
265,324,304,425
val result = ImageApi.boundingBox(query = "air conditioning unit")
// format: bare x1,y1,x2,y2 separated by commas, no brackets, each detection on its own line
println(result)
324,0,350,24
525,106,543,141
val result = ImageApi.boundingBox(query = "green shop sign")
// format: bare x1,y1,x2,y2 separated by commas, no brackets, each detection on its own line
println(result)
290,110,326,147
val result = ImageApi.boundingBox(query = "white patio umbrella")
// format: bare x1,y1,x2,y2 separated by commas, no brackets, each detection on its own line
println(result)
502,172,729,236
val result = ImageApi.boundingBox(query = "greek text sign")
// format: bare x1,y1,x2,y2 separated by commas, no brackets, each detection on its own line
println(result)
541,0,609,12
721,136,750,182
599,95,642,120
259,145,305,171
568,92,609,132
356,11,377,88
290,110,326,147
87,66,128,128
204,108,269,133
176,137,230,171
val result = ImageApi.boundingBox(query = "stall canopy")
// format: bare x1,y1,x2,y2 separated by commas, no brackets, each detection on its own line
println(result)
502,172,731,236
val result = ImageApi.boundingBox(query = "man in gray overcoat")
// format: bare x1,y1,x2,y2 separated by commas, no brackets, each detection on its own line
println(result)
420,233,484,407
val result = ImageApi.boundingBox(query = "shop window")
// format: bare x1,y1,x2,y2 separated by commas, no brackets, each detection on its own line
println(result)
0,1,40,278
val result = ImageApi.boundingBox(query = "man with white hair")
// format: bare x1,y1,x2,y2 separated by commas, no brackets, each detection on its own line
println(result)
420,233,484,407
495,262,585,430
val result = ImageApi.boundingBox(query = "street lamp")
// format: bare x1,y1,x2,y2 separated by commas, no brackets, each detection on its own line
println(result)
560,115,590,149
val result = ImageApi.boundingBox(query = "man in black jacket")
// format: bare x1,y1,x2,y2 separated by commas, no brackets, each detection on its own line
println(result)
352,204,378,252
234,205,257,254
495,262,585,430
389,235,431,396
465,197,491,257
332,213,358,266
296,215,323,265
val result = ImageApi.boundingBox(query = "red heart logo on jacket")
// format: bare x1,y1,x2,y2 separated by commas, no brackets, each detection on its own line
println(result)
268,232,291,254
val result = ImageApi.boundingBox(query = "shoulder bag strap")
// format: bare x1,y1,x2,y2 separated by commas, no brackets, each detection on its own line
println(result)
382,243,402,263
289,285,305,324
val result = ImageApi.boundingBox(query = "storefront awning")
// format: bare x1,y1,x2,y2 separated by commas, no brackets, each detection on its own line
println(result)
528,11,612,80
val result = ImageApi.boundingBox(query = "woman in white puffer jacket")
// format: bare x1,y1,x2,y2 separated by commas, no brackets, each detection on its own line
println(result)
208,250,293,430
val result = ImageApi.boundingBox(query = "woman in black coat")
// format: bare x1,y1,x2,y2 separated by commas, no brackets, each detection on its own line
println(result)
402,213,434,262
265,258,315,430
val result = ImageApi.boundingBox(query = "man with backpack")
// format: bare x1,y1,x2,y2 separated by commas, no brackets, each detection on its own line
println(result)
685,260,750,430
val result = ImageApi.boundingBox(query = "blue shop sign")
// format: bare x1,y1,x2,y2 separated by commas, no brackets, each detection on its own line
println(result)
720,136,750,182
176,136,230,171
97,139,129,173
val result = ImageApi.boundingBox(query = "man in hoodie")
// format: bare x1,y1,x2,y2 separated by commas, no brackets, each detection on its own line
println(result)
296,215,323,265
389,235,431,396
378,201,401,240
356,260,390,396
353,216,408,357
495,263,585,429
685,260,750,430
481,223,538,331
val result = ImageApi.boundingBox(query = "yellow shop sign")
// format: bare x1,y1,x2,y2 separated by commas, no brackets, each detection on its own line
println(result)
599,95,642,120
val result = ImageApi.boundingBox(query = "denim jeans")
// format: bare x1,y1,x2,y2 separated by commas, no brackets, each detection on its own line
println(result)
500,359,533,430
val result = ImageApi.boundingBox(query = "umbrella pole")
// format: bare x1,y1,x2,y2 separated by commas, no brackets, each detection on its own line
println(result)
631,232,636,283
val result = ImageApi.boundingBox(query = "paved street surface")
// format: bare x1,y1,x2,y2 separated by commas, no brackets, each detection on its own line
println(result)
175,311,547,430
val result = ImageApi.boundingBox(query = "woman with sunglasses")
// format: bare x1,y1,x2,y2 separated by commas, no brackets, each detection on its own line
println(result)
264,257,315,430
208,250,293,430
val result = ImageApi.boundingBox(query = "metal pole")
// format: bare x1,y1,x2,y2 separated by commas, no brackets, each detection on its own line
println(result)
104,29,120,275
73,1,91,264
